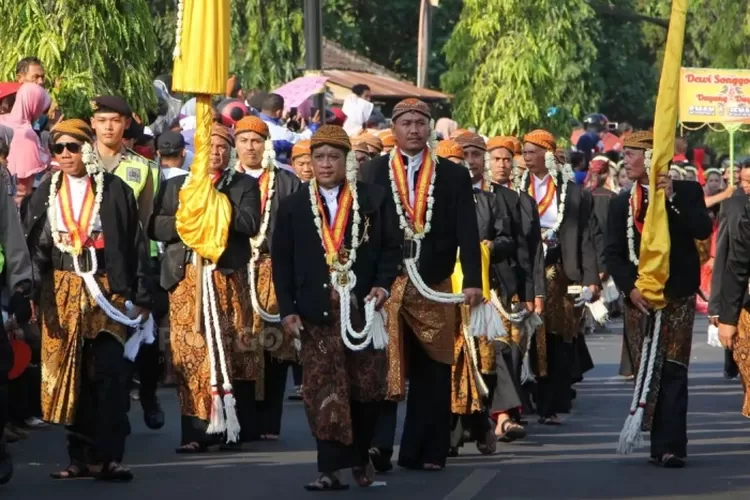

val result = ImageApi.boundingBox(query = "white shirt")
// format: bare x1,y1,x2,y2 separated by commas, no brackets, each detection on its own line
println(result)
57,174,102,232
161,167,188,181
263,118,313,144
239,166,264,179
320,185,341,220
404,151,423,206
473,181,482,191
532,173,558,229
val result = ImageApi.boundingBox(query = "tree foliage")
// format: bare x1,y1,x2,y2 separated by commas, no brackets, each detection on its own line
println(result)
231,0,305,91
442,0,600,137
0,0,158,119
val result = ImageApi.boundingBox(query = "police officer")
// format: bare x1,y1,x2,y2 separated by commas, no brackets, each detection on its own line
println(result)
0,165,33,485
90,96,164,430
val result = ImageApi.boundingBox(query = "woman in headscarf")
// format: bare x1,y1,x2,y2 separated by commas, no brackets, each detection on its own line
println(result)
0,83,51,182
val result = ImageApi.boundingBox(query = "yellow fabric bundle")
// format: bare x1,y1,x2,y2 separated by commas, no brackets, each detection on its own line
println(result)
451,244,492,299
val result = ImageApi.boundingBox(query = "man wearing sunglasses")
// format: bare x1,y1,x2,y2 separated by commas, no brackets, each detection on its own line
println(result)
89,96,164,431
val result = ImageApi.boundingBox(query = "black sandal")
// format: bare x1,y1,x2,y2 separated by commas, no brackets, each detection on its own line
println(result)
497,420,527,442
95,462,133,482
351,462,375,487
51,463,91,480
303,474,350,491
175,442,207,454
651,453,685,469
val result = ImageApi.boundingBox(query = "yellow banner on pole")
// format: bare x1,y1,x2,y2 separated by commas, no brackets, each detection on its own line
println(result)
679,67,750,124
635,0,688,310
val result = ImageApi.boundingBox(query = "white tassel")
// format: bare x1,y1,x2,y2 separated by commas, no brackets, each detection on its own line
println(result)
707,324,722,348
617,310,662,454
602,277,620,303
223,385,241,443
586,299,610,325
371,309,389,350
469,302,507,340
207,388,226,435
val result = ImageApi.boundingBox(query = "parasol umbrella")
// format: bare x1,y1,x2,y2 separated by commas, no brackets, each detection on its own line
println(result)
273,76,329,111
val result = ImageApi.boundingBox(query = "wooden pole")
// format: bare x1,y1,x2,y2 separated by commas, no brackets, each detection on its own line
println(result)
193,255,204,333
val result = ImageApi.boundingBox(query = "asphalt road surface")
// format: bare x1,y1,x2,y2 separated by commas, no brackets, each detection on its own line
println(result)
7,316,750,499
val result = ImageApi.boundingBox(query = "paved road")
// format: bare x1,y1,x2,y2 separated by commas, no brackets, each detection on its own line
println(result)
7,317,750,499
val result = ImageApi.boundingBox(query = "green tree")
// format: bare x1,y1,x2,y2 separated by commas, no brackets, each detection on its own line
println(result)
442,0,600,137
231,0,305,91
0,0,158,118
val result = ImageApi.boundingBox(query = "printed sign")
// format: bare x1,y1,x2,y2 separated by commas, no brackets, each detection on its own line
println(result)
679,68,750,124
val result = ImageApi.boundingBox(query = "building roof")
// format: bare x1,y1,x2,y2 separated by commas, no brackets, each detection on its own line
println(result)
321,39,449,102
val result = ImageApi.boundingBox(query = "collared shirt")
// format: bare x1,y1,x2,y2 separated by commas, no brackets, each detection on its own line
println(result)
533,173,559,229
259,112,314,144
57,173,102,232
161,167,188,181
319,184,341,221
403,151,422,206
238,165,264,179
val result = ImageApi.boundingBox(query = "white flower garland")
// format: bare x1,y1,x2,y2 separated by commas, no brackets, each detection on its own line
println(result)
173,0,185,59
626,149,652,267
310,151,388,351
519,151,568,241
388,138,505,340
248,139,279,323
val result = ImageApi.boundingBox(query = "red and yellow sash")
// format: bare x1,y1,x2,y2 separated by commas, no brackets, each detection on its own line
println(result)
390,149,435,233
527,175,556,217
259,170,271,215
630,183,645,234
58,175,96,254
315,182,354,266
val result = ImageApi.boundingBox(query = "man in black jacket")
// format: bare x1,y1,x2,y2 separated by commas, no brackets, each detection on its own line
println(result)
148,123,261,452
519,129,600,425
359,98,483,472
606,131,712,468
233,116,301,442
272,125,401,490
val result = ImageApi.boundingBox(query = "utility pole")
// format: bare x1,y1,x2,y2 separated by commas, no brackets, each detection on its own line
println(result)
304,0,326,123
417,0,438,88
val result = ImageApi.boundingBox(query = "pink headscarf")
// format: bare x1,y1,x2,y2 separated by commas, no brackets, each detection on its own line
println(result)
0,83,51,179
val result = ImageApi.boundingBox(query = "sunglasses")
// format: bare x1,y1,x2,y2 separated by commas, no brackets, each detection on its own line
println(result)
52,142,82,155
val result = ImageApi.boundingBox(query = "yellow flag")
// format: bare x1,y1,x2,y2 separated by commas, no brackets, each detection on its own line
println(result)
172,0,232,262
451,244,492,299
635,0,687,310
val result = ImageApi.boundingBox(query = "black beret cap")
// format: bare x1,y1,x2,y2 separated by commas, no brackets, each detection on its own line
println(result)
157,131,186,155
91,95,132,116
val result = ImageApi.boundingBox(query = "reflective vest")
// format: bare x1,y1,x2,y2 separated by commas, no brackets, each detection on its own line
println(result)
112,151,152,200
149,166,161,257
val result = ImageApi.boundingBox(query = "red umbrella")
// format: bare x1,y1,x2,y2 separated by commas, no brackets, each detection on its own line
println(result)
0,82,21,101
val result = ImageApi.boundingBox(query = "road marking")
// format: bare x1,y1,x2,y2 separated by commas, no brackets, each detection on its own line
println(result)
442,469,498,500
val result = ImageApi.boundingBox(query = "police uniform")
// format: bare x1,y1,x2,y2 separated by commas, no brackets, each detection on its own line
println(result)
91,96,164,430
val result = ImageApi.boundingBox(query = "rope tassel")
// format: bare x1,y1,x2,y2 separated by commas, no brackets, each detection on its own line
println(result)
617,309,662,455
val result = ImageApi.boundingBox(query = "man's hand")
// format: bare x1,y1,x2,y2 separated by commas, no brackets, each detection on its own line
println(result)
525,301,534,312
481,240,494,252
463,288,484,307
657,173,674,200
599,272,609,282
588,285,600,302
131,306,151,324
718,323,738,349
629,288,652,314
534,297,545,315
709,316,719,327
366,287,388,311
311,110,321,124
282,314,304,338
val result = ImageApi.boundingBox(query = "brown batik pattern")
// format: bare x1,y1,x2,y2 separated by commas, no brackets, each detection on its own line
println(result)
624,296,695,431
300,302,386,445
452,306,495,415
734,309,750,418
253,254,298,362
169,264,250,421
384,276,456,401
40,270,128,425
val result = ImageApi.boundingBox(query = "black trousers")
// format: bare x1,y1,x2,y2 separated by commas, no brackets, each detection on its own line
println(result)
0,323,10,437
534,332,574,418
650,361,689,458
66,334,131,464
257,352,290,436
450,374,497,448
234,380,259,442
135,341,161,408
292,362,303,386
317,400,378,472
371,400,398,460
397,331,452,469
